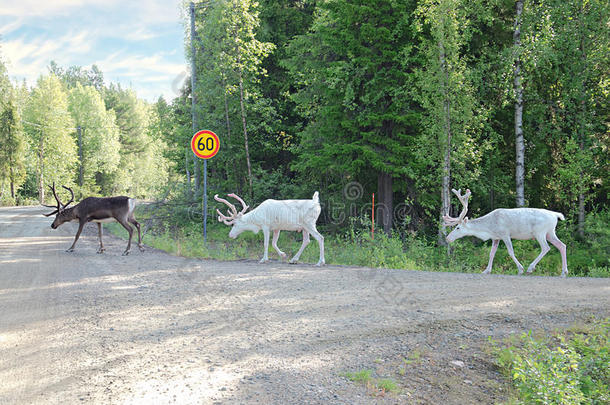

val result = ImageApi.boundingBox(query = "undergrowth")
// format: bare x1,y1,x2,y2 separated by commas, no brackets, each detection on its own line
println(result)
491,318,609,404
106,206,609,277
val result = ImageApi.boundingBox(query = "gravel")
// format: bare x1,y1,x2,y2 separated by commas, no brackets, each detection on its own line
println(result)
0,205,608,404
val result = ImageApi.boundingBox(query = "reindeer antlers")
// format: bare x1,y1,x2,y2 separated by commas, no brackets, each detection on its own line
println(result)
443,188,471,227
43,183,75,217
214,193,249,225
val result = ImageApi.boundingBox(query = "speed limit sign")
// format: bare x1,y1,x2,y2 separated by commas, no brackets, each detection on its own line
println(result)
191,130,220,159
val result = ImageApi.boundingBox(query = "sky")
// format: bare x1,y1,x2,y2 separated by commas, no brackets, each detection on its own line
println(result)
0,0,188,102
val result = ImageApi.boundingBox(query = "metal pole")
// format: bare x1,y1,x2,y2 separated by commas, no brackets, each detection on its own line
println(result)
203,159,207,241
190,1,207,242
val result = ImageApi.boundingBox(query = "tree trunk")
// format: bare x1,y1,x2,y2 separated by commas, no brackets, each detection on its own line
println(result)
238,67,253,198
577,6,587,238
377,172,393,235
38,133,44,204
514,0,525,207
185,146,192,200
223,77,232,142
438,40,452,250
9,166,15,199
192,141,201,198
222,76,233,184
189,1,201,198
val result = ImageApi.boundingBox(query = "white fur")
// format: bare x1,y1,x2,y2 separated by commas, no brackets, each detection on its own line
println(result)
447,207,568,277
218,192,325,266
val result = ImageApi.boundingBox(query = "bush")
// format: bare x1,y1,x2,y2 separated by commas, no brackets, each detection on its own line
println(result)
108,204,610,277
493,318,609,404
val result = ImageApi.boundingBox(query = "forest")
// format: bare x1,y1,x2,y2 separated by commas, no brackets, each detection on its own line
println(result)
0,0,608,275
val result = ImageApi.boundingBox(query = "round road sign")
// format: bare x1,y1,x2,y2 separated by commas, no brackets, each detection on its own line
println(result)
191,130,220,159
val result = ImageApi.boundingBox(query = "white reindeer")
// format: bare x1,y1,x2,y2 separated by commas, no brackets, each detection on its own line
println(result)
443,188,568,277
214,192,325,266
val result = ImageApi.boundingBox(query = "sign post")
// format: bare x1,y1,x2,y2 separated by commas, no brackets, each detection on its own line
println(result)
191,130,220,242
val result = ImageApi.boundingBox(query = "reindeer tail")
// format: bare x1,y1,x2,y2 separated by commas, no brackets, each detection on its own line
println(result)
555,212,565,221
312,191,319,203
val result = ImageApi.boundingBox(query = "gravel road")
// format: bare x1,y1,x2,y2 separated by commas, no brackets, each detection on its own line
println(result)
1,206,608,404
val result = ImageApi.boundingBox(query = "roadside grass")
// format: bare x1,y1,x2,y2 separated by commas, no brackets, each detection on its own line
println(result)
341,369,399,395
105,207,609,277
342,369,373,384
490,318,610,404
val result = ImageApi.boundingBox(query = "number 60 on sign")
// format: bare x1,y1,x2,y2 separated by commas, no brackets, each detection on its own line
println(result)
191,130,220,159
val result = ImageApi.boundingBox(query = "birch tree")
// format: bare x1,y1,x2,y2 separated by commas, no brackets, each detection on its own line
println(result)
0,96,26,200
24,75,77,203
514,0,525,207
414,0,480,246
68,83,120,196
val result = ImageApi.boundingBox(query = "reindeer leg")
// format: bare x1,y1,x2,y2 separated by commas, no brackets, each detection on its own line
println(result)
289,231,310,264
129,216,144,252
96,223,105,254
527,234,550,274
503,237,524,275
67,220,86,252
482,239,500,274
260,227,270,263
547,231,568,277
271,230,286,259
117,218,134,256
305,225,325,266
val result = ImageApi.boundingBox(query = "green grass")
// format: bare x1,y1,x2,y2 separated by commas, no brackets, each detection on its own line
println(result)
106,207,609,277
491,318,609,404
342,369,373,384
341,369,399,394
376,378,399,393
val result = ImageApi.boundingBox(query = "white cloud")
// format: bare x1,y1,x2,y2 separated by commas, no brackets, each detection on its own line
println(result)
3,30,95,84
0,0,119,18
0,17,23,36
96,50,186,100
1,0,186,102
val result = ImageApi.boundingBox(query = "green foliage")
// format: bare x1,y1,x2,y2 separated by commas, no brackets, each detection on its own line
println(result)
23,74,77,203
284,0,420,219
1,0,608,264
492,319,609,404
68,83,121,196
0,91,27,202
103,84,169,197
189,0,277,198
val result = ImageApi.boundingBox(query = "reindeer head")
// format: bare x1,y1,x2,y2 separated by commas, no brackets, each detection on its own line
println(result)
43,183,75,229
443,188,471,243
214,193,255,238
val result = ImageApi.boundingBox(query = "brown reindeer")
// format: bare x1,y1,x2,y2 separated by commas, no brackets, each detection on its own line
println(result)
43,183,144,255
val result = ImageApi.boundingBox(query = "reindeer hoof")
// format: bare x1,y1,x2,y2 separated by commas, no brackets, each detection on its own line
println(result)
482,269,491,274
96,248,105,254
315,261,325,267
122,250,131,256
279,252,287,259
259,258,269,263
66,248,75,253
138,245,145,252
